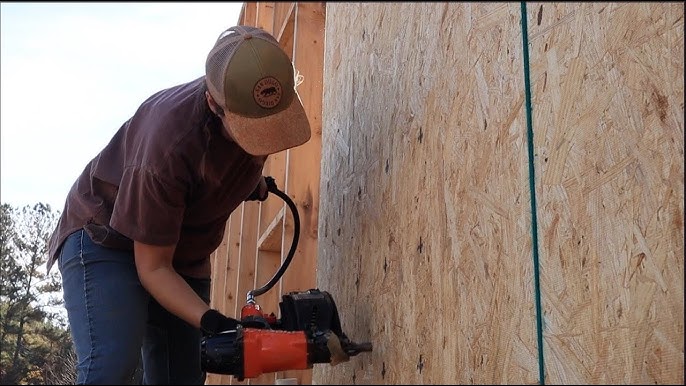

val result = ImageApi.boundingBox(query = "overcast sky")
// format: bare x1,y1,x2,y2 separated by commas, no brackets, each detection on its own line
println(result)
1,2,244,212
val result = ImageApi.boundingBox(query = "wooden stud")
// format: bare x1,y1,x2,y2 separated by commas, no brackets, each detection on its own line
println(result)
273,2,296,38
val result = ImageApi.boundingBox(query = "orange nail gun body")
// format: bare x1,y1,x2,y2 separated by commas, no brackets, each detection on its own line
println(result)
201,289,372,380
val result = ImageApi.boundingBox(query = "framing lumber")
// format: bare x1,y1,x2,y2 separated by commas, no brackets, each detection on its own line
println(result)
207,2,326,385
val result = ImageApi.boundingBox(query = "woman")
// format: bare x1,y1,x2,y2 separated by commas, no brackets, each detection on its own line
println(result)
46,25,311,384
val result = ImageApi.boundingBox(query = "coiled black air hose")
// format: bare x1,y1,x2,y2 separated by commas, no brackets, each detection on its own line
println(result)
246,176,300,303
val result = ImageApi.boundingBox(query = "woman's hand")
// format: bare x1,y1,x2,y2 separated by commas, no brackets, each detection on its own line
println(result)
245,176,269,201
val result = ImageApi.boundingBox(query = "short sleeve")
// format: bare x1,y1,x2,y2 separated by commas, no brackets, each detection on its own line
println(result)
110,166,187,246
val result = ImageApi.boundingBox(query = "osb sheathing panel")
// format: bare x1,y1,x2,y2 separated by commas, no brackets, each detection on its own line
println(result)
316,3,538,384
527,2,684,385
316,2,684,386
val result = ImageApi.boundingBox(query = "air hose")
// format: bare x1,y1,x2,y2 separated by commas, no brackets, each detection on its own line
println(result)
246,176,300,303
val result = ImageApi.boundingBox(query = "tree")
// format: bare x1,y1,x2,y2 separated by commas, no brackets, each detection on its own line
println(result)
0,203,74,385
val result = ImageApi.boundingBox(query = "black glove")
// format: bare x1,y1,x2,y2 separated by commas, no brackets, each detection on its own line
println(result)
245,176,269,202
200,309,240,335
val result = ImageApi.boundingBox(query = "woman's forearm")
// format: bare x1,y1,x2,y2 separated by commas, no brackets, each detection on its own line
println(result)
134,241,210,328
140,266,210,328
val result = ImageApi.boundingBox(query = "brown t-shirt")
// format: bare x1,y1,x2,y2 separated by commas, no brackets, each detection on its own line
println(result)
46,77,266,278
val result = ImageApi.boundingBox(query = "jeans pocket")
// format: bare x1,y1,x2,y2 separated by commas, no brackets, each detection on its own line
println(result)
58,229,84,273
84,223,134,251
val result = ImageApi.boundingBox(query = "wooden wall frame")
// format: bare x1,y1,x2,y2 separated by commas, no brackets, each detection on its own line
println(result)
206,2,326,385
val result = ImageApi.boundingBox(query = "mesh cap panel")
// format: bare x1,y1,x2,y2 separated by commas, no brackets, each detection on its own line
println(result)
205,26,282,109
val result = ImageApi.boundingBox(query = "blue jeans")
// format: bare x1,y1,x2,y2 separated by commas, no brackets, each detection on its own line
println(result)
58,229,210,385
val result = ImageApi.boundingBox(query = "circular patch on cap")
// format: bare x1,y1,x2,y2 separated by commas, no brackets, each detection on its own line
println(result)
253,76,282,109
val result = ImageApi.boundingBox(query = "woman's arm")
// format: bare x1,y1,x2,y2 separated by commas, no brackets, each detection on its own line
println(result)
133,241,210,328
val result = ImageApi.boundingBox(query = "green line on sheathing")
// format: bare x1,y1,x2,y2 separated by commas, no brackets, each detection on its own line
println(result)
520,2,545,385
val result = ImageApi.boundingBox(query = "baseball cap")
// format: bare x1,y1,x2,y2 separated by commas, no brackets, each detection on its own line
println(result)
205,26,311,156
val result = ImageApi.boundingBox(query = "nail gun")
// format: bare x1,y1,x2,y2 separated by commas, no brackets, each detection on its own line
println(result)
200,177,373,381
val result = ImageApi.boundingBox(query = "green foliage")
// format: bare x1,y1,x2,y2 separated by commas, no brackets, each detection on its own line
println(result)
0,203,76,385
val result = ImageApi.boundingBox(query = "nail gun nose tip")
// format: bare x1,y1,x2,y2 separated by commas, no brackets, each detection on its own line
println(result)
346,342,373,356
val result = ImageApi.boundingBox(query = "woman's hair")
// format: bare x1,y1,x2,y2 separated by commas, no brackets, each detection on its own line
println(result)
194,79,223,184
